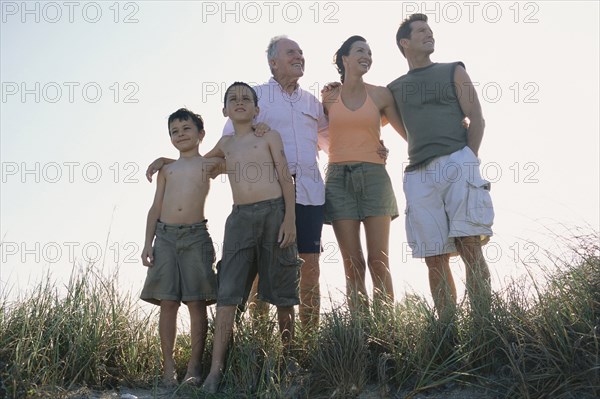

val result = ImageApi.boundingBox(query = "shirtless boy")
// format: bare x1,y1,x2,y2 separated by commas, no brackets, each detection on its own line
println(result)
201,82,302,393
140,108,219,386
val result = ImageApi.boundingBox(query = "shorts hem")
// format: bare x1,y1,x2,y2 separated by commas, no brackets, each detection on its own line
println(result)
448,227,493,239
297,246,321,254
325,211,399,224
408,242,457,259
140,293,182,306
181,295,217,305
216,296,245,307
411,249,456,259
259,296,300,307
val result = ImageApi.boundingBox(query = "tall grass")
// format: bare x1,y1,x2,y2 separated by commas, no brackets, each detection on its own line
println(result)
0,265,162,398
1,233,598,398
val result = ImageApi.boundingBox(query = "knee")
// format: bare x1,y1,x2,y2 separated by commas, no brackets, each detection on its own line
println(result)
344,253,366,267
455,236,481,250
301,265,320,284
161,300,180,312
456,237,486,261
300,253,319,269
367,254,389,269
276,306,294,316
186,300,206,311
425,254,450,270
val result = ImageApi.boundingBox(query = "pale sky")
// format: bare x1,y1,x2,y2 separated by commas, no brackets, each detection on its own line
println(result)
1,1,599,308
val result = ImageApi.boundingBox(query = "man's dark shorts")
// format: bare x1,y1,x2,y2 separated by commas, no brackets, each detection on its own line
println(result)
217,197,303,307
295,203,324,254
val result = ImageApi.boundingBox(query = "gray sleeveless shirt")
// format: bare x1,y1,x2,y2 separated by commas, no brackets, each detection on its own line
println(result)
388,62,467,171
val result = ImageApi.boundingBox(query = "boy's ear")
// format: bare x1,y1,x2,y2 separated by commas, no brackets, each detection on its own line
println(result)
222,107,228,117
199,129,206,142
254,106,260,118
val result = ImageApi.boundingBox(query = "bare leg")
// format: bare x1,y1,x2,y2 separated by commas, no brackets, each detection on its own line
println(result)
332,219,368,311
202,305,236,393
363,216,394,307
247,276,270,326
298,252,320,331
159,300,180,385
424,254,457,323
183,301,208,384
277,305,295,351
456,236,492,315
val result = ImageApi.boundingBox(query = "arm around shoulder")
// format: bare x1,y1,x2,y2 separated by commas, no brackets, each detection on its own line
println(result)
377,86,407,141
320,85,340,116
146,156,176,183
203,138,226,159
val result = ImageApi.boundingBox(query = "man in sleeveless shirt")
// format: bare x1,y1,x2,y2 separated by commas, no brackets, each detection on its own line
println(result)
387,14,495,324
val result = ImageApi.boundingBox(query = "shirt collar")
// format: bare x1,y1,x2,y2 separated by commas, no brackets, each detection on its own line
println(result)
268,77,300,96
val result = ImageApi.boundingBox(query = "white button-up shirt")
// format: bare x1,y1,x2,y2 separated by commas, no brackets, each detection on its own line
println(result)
223,78,329,206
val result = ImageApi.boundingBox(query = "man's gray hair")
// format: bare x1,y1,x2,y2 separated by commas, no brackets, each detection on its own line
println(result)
266,35,289,61
266,35,290,75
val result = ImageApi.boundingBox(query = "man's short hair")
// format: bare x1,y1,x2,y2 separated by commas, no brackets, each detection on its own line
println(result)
266,35,289,74
267,35,289,61
396,13,428,56
167,108,204,135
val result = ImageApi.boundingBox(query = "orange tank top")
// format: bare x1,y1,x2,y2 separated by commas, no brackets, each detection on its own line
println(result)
328,87,383,164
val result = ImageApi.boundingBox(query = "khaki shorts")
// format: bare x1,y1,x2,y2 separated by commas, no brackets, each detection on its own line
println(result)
324,162,399,223
403,146,494,258
217,197,302,307
140,220,217,305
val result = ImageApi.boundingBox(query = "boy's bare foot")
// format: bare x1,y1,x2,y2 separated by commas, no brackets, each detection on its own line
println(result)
161,368,178,387
183,361,202,381
182,361,202,385
161,375,177,387
182,374,201,386
201,372,222,393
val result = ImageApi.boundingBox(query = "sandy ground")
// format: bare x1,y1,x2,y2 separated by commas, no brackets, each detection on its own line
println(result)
62,383,492,399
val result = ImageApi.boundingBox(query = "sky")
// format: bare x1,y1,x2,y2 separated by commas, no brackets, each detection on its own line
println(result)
1,1,599,310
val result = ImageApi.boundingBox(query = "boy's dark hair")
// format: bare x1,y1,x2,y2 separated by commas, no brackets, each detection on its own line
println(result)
396,13,428,56
223,82,258,107
167,108,204,135
334,35,367,84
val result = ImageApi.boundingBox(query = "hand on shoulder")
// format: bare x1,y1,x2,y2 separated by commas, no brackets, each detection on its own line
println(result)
321,83,341,103
262,129,282,141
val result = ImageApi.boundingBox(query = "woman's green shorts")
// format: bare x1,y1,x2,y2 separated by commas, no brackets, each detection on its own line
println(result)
324,162,399,224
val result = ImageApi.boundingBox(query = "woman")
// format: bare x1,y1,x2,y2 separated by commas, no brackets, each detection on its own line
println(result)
322,35,407,311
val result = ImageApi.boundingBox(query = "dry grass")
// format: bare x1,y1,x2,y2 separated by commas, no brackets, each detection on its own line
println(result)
1,233,598,398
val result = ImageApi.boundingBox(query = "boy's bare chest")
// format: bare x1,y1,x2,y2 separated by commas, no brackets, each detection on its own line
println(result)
223,138,269,161
166,159,210,183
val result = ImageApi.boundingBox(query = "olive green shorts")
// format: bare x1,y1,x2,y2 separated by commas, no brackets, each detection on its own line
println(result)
140,220,217,305
217,197,302,308
325,162,399,223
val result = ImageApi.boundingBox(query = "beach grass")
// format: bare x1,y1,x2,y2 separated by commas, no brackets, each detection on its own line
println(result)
1,233,598,398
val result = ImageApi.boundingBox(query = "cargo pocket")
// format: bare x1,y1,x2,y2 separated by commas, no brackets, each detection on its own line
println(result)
279,244,304,268
466,178,494,227
404,205,418,253
275,245,302,305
